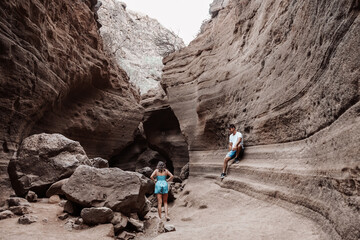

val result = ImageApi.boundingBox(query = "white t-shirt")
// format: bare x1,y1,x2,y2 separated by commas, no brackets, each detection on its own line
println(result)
229,131,243,147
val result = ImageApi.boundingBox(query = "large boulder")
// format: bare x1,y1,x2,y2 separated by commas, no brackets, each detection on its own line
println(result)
8,133,91,197
62,165,148,215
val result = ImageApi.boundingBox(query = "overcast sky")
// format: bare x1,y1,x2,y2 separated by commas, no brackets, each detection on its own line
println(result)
121,0,213,45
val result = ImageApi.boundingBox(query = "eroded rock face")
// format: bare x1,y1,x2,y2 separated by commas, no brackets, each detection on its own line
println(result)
97,0,185,95
162,0,359,150
62,165,148,215
162,0,359,239
8,133,91,197
0,0,142,204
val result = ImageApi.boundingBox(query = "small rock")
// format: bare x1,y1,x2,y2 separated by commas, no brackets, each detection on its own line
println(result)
111,212,128,233
81,207,114,225
164,224,176,232
129,213,139,220
58,213,69,220
75,217,83,225
90,157,109,168
18,215,38,224
117,231,136,240
0,210,15,220
26,191,38,202
157,220,165,233
58,200,67,207
42,218,48,223
135,167,153,178
64,219,75,231
73,223,83,230
150,207,157,212
9,206,31,215
128,218,144,232
174,182,181,189
0,206,8,212
63,200,80,215
46,179,68,197
49,195,61,204
7,197,31,207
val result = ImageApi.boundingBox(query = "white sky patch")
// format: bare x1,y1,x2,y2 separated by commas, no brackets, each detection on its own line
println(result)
120,0,213,45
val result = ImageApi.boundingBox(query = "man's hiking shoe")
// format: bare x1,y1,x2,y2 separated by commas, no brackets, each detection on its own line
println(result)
220,173,226,179
233,158,240,164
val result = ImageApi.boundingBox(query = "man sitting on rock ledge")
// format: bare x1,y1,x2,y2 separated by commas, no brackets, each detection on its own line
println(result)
221,124,244,179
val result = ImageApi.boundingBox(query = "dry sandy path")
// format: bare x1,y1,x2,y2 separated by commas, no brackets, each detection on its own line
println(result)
0,201,114,240
154,177,329,240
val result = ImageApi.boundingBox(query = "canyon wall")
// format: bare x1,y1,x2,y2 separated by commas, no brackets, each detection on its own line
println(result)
0,0,143,202
97,0,184,95
97,1,188,175
162,0,360,239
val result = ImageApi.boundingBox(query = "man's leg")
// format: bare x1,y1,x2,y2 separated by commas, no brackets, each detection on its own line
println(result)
223,156,231,174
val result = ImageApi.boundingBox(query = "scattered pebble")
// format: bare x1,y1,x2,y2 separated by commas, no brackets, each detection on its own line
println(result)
18,215,38,224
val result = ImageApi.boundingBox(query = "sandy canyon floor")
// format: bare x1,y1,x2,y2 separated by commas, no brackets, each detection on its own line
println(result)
0,177,330,240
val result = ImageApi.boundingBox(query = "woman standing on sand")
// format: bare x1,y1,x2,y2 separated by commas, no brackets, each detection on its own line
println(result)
150,161,174,221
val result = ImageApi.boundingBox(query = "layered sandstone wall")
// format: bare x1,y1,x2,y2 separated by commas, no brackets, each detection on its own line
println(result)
162,0,359,239
0,0,143,202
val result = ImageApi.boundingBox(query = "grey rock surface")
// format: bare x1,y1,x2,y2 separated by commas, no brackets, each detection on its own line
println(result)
90,157,109,168
46,179,69,197
111,212,128,233
0,210,15,220
9,206,31,215
62,165,147,215
180,163,189,180
7,197,31,207
128,217,144,232
98,0,185,95
209,0,230,17
25,191,38,202
18,214,38,224
135,167,153,178
8,133,91,197
81,207,114,225
164,224,176,232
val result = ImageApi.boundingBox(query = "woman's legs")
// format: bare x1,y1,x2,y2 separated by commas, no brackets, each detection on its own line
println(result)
163,193,169,220
156,194,162,219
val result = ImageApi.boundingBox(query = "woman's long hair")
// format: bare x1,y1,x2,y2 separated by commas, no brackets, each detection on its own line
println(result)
157,161,166,173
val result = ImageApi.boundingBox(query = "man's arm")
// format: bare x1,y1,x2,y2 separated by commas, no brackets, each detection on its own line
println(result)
234,137,242,149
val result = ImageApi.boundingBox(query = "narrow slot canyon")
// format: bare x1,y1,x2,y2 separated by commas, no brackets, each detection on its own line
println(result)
0,0,359,239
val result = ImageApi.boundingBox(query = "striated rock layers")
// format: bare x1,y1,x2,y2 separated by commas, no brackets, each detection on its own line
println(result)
0,0,142,203
97,0,185,95
162,0,359,239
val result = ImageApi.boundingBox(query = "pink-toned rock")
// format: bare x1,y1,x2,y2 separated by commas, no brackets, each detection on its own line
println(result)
0,0,143,204
62,165,148,215
49,195,61,204
161,1,360,239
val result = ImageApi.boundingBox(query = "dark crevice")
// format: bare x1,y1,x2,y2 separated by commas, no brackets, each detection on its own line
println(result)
2,141,9,153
